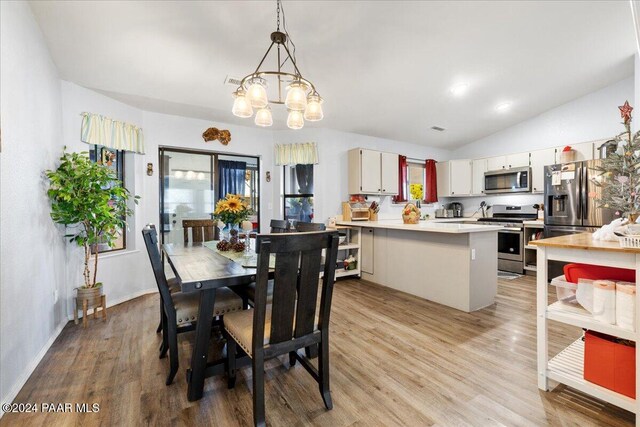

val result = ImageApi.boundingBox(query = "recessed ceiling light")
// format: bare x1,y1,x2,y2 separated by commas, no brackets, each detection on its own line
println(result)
450,83,469,96
495,102,512,112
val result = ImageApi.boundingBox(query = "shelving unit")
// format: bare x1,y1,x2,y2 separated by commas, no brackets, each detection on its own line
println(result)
523,221,544,272
534,237,639,422
326,225,361,279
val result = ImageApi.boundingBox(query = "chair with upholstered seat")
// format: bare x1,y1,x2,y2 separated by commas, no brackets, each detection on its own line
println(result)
142,226,244,385
223,230,339,427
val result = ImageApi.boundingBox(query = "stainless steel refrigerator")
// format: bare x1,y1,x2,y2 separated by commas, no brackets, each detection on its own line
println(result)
544,159,615,277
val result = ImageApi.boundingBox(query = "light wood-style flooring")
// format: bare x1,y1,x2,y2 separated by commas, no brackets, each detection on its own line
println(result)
1,276,635,426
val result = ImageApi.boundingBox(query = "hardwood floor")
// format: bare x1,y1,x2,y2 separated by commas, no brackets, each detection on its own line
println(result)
1,276,635,426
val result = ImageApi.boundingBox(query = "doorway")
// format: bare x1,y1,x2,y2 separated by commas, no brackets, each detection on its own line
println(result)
159,148,260,244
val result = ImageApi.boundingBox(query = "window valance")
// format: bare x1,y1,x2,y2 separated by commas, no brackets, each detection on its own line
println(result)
274,142,318,165
80,112,145,154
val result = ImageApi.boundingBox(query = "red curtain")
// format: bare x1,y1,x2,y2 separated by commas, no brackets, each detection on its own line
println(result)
393,155,408,203
424,159,438,203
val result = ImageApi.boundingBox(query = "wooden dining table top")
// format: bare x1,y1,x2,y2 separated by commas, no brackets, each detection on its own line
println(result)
163,242,257,293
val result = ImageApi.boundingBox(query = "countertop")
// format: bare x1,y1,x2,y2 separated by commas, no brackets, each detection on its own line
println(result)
530,232,640,253
336,219,503,234
523,220,544,227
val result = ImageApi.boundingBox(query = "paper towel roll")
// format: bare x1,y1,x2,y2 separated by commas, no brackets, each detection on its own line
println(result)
593,280,616,324
616,281,636,331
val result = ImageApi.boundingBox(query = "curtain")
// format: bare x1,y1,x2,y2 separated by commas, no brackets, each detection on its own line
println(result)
80,112,145,154
218,160,247,200
295,164,313,193
275,142,318,165
393,155,408,203
424,159,438,203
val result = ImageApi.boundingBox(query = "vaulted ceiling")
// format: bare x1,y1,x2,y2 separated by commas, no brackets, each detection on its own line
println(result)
30,1,636,148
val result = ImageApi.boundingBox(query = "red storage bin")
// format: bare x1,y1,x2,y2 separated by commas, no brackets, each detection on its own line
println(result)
584,331,636,398
563,263,635,284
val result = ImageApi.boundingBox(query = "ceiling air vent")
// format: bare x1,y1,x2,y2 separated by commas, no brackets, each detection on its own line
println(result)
224,75,243,86
431,126,446,132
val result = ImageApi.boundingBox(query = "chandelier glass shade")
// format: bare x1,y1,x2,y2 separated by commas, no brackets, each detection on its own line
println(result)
255,106,273,127
304,94,323,121
287,110,304,130
231,0,322,130
232,89,253,118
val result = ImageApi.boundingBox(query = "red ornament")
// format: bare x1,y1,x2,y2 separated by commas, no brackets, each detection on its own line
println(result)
619,100,633,124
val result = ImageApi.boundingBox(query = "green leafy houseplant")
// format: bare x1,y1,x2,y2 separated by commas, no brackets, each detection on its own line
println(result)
46,149,139,289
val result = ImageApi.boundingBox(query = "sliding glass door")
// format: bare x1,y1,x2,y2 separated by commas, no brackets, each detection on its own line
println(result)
159,148,260,244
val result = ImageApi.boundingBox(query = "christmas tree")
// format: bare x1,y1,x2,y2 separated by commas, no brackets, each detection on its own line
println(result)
592,101,640,221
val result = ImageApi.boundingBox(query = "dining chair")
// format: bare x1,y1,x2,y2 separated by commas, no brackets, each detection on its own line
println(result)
294,222,326,232
182,218,218,243
146,224,181,336
142,226,244,385
223,230,340,427
269,219,290,233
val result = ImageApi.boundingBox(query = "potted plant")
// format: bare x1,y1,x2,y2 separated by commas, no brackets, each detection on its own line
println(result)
46,149,139,315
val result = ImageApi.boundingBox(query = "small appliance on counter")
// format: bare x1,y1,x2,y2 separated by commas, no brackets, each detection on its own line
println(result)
448,202,463,218
435,208,454,218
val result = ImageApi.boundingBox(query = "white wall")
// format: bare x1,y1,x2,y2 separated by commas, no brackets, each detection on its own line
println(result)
448,76,634,215
0,1,66,411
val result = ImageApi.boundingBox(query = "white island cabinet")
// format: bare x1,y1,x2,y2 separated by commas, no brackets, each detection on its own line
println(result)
337,220,502,312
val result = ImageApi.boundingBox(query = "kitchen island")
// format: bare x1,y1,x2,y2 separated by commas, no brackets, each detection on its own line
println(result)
336,220,502,312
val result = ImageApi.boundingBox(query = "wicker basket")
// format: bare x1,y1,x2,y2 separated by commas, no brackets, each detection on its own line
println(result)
619,235,640,248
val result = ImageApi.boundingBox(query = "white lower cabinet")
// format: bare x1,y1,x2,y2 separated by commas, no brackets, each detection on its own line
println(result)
360,227,374,274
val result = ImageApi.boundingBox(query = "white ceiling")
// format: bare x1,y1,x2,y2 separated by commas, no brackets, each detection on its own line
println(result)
29,1,636,149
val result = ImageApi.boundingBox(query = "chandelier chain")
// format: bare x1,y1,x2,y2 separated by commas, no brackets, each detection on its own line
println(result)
276,0,281,31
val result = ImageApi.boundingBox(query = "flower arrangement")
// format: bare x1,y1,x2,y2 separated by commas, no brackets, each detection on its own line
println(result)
214,193,252,225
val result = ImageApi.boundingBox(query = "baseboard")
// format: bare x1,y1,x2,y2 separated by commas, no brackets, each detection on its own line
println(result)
66,287,157,321
0,319,67,419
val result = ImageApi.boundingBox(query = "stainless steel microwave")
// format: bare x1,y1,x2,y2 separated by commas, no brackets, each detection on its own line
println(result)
484,166,531,194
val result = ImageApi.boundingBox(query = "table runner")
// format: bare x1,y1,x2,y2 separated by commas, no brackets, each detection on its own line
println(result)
204,241,276,269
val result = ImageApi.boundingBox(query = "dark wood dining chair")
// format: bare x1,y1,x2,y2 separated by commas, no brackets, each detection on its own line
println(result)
142,226,244,385
294,222,326,232
269,219,290,233
146,224,181,336
182,218,218,243
223,231,340,427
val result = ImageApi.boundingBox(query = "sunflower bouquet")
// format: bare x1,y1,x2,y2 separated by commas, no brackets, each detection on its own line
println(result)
214,193,252,225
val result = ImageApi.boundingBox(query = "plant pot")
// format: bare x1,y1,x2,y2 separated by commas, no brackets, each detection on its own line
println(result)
76,284,103,308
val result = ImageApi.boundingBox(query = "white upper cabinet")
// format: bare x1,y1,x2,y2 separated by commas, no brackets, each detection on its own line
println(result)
555,141,594,162
486,156,507,171
437,160,472,197
348,148,399,195
436,161,451,197
487,153,529,171
449,160,473,196
506,152,530,168
529,148,556,193
380,152,399,195
472,158,487,195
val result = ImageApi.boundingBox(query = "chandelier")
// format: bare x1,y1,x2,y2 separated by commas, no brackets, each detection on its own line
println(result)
231,0,323,130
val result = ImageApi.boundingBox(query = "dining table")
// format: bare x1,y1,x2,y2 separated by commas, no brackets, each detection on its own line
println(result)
163,241,257,401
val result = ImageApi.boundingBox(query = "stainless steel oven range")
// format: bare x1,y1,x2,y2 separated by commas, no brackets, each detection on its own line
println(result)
476,204,538,274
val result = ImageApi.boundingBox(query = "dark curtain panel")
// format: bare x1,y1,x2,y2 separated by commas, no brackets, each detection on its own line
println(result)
393,155,408,203
425,159,438,203
218,160,247,200
295,164,313,193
